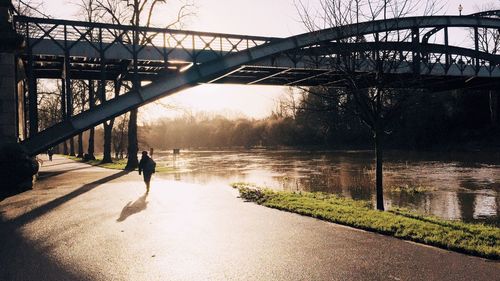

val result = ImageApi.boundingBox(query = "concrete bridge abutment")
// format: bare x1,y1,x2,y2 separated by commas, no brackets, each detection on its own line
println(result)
0,0,38,196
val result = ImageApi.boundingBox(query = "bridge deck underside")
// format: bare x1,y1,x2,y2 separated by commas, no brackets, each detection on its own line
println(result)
208,66,500,91
26,54,190,81
26,54,500,91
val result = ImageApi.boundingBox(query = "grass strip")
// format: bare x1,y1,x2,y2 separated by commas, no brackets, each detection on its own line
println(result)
63,155,174,173
231,183,500,260
64,155,128,170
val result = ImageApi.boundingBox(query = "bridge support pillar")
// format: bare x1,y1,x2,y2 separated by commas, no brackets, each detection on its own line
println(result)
0,0,23,145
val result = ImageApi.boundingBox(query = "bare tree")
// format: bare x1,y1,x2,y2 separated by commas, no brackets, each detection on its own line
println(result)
468,3,500,126
87,81,97,160
37,86,61,132
72,0,102,160
112,113,129,159
12,0,50,18
100,81,121,163
70,80,89,158
294,0,444,210
90,0,194,169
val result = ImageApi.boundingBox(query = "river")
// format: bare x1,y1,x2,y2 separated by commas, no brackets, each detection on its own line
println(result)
151,149,500,226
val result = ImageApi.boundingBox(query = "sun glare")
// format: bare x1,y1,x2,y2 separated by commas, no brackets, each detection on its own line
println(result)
140,84,287,122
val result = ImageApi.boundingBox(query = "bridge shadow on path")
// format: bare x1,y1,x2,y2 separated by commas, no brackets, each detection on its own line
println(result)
0,165,94,201
41,160,88,168
117,193,149,222
37,164,94,180
0,172,130,281
0,217,92,281
7,170,130,227
0,161,104,201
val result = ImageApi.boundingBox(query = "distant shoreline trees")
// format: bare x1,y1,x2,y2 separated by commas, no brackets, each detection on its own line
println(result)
139,89,496,152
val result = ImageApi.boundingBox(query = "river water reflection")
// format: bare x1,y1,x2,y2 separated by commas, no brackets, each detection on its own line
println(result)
153,149,500,226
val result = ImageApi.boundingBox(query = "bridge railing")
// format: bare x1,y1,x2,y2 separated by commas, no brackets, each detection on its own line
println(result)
13,16,278,63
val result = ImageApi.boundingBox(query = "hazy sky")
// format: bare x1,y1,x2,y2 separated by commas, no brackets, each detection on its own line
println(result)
40,0,495,121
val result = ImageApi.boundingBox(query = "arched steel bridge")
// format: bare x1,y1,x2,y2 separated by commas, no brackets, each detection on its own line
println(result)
15,11,500,155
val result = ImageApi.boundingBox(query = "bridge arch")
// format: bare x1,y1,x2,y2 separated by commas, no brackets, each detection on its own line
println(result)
22,15,500,155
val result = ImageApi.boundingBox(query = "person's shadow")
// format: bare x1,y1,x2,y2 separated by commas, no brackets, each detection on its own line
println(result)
116,193,149,222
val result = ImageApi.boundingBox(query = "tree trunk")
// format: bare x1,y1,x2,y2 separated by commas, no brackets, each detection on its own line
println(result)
63,140,68,155
87,80,96,160
127,20,140,171
102,119,115,163
125,108,139,170
87,128,95,160
77,133,84,158
69,137,75,156
374,125,384,211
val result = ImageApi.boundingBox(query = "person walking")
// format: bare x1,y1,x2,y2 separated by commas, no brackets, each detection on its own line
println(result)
138,151,156,193
47,148,54,161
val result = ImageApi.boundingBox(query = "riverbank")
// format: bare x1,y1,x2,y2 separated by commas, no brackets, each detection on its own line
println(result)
232,183,500,260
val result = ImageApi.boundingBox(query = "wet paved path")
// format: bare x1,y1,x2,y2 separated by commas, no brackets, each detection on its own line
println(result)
0,156,499,281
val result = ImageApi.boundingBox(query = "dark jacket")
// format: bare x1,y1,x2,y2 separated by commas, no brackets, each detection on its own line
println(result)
139,156,156,175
